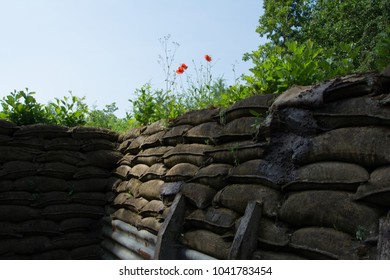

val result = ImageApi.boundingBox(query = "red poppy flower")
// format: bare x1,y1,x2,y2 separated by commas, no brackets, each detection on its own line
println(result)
204,54,212,62
181,63,188,70
176,66,185,74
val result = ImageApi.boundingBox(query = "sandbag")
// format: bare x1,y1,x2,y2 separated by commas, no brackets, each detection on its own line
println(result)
137,217,162,235
128,164,149,179
205,141,266,165
190,164,232,190
140,163,168,181
161,124,193,146
282,161,369,192
143,120,166,135
19,220,62,237
0,180,13,192
172,108,219,126
162,144,212,168
182,182,217,209
33,250,71,260
30,191,70,208
42,204,105,221
354,166,390,206
184,122,223,145
0,161,38,179
44,137,81,151
0,222,22,238
185,207,240,234
115,178,142,196
71,245,103,260
81,139,117,152
73,166,111,179
113,165,132,180
38,162,77,179
0,205,40,222
279,191,382,235
164,163,198,182
252,250,307,260
59,218,101,233
70,126,118,142
0,119,17,135
69,178,109,193
140,131,165,149
50,232,101,250
290,227,361,260
160,182,183,206
14,124,69,139
80,150,123,169
213,184,281,217
216,117,258,143
121,197,149,213
180,230,231,259
13,236,51,255
0,146,39,163
121,126,145,142
0,191,34,205
13,176,69,192
257,218,290,248
112,192,133,207
125,135,148,154
117,154,136,166
137,180,165,201
133,146,172,166
139,200,165,218
34,150,86,166
70,192,107,206
298,127,390,167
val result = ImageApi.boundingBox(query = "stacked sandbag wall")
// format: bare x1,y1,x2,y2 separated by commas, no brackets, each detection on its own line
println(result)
0,123,121,259
110,69,390,260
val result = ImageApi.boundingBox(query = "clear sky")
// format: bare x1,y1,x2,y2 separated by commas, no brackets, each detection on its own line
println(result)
0,0,265,117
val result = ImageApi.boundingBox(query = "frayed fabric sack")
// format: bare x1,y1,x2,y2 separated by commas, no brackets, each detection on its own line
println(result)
182,182,217,209
162,144,212,168
164,163,198,182
189,164,232,190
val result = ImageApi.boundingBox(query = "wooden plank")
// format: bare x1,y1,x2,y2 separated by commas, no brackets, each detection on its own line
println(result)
229,200,262,260
378,214,390,260
153,193,186,259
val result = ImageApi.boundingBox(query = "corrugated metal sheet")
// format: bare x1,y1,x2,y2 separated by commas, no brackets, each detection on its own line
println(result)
101,217,157,260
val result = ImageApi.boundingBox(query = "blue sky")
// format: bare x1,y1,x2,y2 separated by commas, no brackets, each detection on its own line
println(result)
0,0,265,117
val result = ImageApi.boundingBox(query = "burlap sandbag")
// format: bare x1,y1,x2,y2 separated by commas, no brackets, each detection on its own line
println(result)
133,146,172,166
0,135,11,144
162,144,212,168
185,207,240,234
227,159,282,189
73,166,111,179
0,161,38,179
117,154,136,166
13,176,69,192
205,141,266,166
69,178,109,193
172,108,219,126
213,184,281,216
113,165,132,180
290,227,360,260
112,208,142,226
38,162,77,179
115,178,142,196
0,222,22,239
143,120,166,135
70,192,107,206
125,135,148,154
13,236,51,255
161,124,193,146
50,232,102,250
112,192,132,207
139,200,165,217
282,161,369,192
80,150,123,169
257,218,290,248
59,218,101,233
0,191,34,205
137,180,165,201
140,131,166,149
71,244,103,260
30,191,70,208
0,180,13,192
182,182,217,209
180,229,231,259
354,166,390,206
44,137,81,151
35,150,86,166
190,164,232,190
122,197,149,213
140,163,168,181
70,126,118,142
42,204,104,221
81,138,117,152
33,250,71,260
160,182,183,206
118,139,132,153
128,164,149,179
279,191,382,235
137,217,162,235
0,205,40,222
164,163,198,182
299,127,390,167
215,117,258,143
184,122,223,145
121,126,145,142
0,146,39,163
252,250,307,260
14,124,69,139
19,219,62,237
0,119,17,135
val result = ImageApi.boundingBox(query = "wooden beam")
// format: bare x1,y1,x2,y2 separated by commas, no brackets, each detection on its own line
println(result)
378,214,390,260
229,200,262,260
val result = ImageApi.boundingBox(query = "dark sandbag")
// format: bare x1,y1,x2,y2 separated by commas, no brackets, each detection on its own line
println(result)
80,150,123,169
13,176,69,192
279,191,382,235
172,108,219,126
314,94,390,129
44,137,81,151
164,163,198,182
118,139,132,154
112,192,132,207
50,232,102,250
59,218,101,233
70,192,107,206
137,217,162,235
0,180,13,192
282,161,369,192
162,144,212,168
184,122,223,145
0,205,40,222
8,137,47,150
0,135,11,144
143,120,166,135
290,227,363,260
257,218,290,248
182,182,217,209
213,184,281,217
216,117,258,143
185,207,240,234
73,166,111,179
252,250,307,260
115,178,142,196
299,127,390,167
117,154,136,166
121,126,146,142
0,146,40,163
125,135,148,155
42,204,105,221
0,119,17,135
137,180,165,201
33,250,71,260
14,124,69,139
205,141,266,166
128,164,149,179
0,161,38,179
0,239,17,256
0,191,34,205
133,146,172,166
121,197,149,213
354,166,390,206
13,236,51,255
34,150,86,166
0,222,22,238
81,138,117,152
140,163,168,181
69,178,110,193
160,182,183,206
161,124,193,146
18,220,62,237
190,164,232,190
113,165,132,180
227,159,282,189
30,191,70,208
222,94,276,123
139,200,165,218
38,162,77,179
140,131,166,149
71,245,103,260
180,230,231,259
70,126,118,142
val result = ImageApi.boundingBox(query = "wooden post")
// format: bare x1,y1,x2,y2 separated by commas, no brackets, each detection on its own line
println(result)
154,193,186,259
229,200,262,260
378,214,390,260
